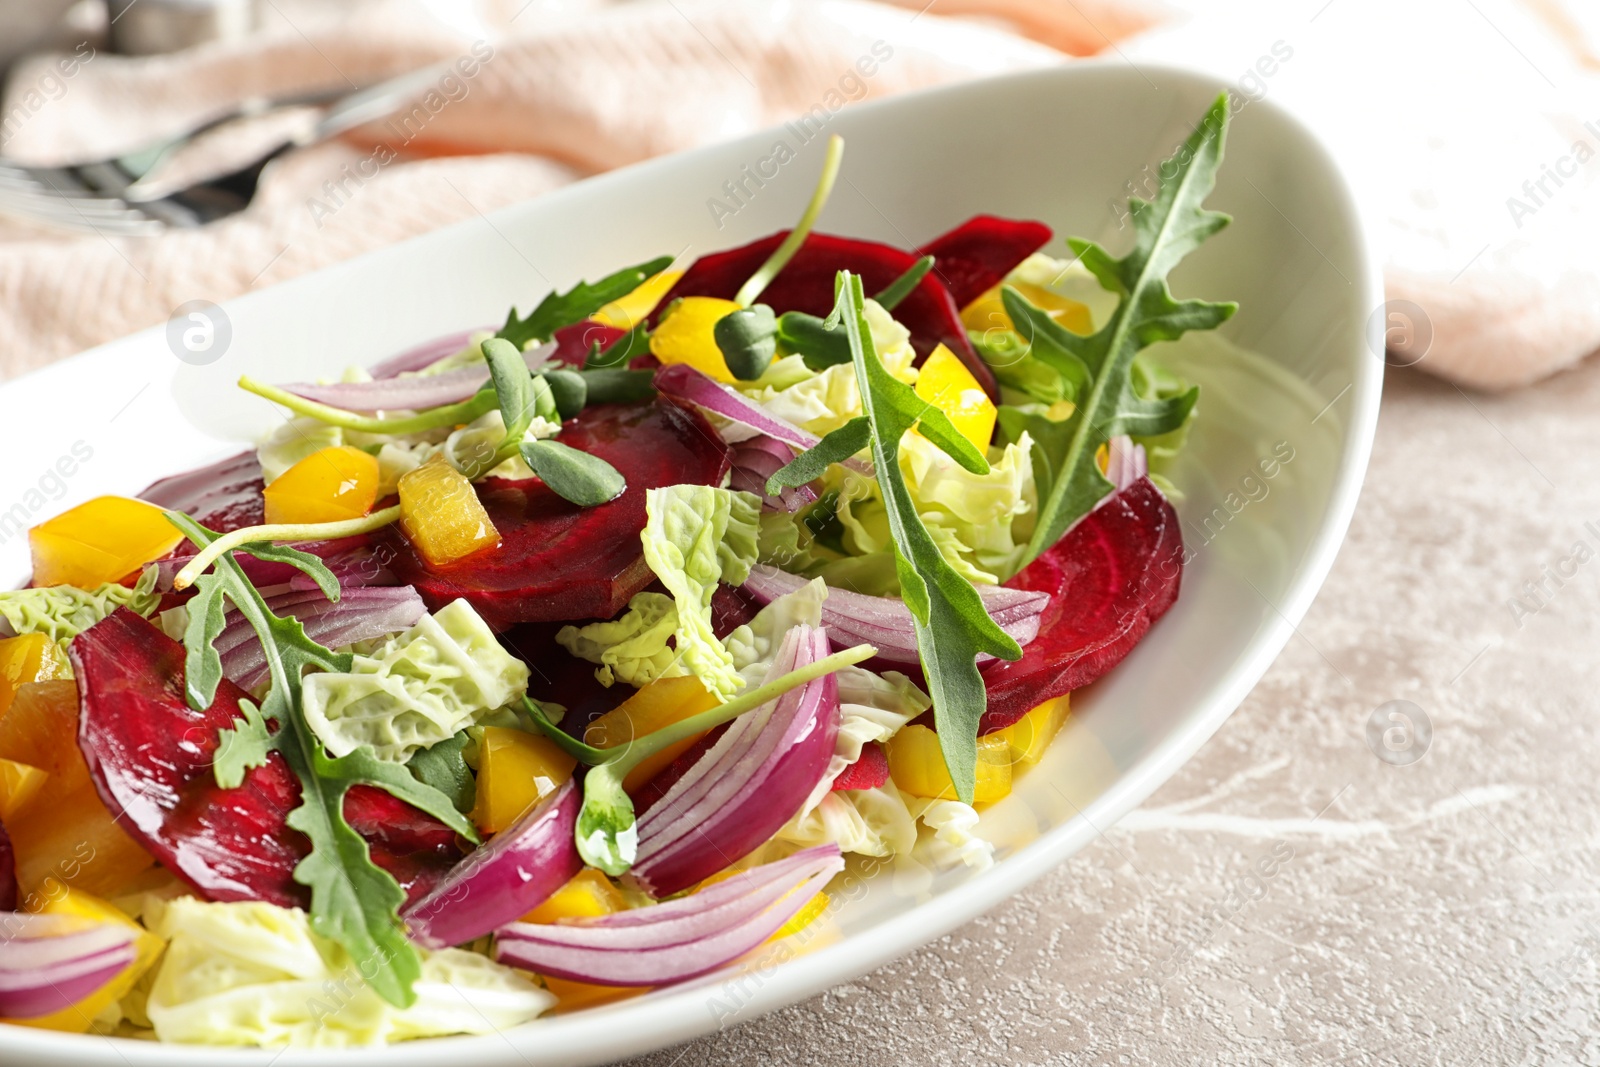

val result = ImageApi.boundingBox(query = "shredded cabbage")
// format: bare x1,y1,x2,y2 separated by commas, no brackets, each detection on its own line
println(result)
555,591,683,688
640,485,761,700
144,897,552,1047
798,666,929,815
723,576,827,688
374,409,561,494
0,566,160,654
747,300,919,435
779,780,993,872
302,599,530,763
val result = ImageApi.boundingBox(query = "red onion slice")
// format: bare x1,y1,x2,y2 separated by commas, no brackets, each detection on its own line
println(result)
729,436,817,512
655,364,871,476
1103,435,1149,496
219,585,427,691
280,340,555,413
405,779,582,950
366,326,493,379
741,564,1049,666
0,913,138,1020
493,845,842,986
629,626,840,897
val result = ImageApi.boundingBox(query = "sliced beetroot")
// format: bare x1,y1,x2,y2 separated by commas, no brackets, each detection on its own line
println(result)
978,479,1183,733
0,821,15,911
376,398,729,630
658,230,998,400
550,319,628,367
917,215,1052,310
72,609,461,908
140,450,265,533
831,741,889,792
500,621,633,733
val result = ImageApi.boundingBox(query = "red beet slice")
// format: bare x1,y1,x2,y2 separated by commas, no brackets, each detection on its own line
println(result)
72,609,461,908
978,479,1183,733
917,215,1052,310
0,821,15,912
376,398,729,630
658,230,998,400
140,450,265,533
550,319,628,367
831,741,889,792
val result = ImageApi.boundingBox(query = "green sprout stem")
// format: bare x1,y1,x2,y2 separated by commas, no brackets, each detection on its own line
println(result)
239,376,497,435
733,135,845,308
527,642,876,775
172,506,401,591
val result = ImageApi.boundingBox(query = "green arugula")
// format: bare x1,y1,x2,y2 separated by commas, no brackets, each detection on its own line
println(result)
768,274,1020,803
523,641,875,875
167,512,479,1009
497,256,674,350
1009,94,1235,565
406,731,475,815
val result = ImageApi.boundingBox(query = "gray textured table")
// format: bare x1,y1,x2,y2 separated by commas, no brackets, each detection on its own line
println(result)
625,359,1593,1064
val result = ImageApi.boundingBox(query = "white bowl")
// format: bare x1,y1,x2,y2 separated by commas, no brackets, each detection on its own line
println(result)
0,60,1382,1066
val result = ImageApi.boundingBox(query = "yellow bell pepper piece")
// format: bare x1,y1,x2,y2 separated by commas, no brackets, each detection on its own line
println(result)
28,496,184,590
960,280,1093,337
648,296,741,382
0,632,70,722
0,757,48,822
398,455,500,567
541,974,650,1011
913,343,996,452
593,269,684,331
584,676,719,793
522,868,627,924
471,726,577,835
887,724,1011,804
263,445,379,525
0,680,155,898
992,694,1070,767
8,880,164,1033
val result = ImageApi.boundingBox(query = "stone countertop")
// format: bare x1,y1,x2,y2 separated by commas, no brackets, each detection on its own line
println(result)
624,357,1598,1065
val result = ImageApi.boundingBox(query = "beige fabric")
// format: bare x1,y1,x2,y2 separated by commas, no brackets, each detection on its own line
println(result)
7,0,1600,391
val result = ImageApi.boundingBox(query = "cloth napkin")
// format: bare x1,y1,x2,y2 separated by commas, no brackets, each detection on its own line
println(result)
1,0,1596,391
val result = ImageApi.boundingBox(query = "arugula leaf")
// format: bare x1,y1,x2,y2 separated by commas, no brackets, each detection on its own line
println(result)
767,417,869,494
213,699,274,790
1015,93,1235,563
406,732,475,815
875,255,934,311
166,512,478,1009
497,256,674,350
788,273,1020,802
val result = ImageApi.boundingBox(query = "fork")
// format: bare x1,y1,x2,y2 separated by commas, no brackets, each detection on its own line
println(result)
0,63,450,237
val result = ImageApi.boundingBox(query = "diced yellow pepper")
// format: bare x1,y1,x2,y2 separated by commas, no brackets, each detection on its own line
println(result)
0,680,155,898
540,974,650,1011
960,280,1093,337
887,724,1011,804
593,269,684,331
398,455,500,567
772,889,830,941
9,881,164,1033
0,758,48,822
471,726,577,835
522,868,627,924
0,633,70,722
28,496,184,590
584,676,719,793
263,445,379,525
992,694,1071,767
913,343,996,452
648,296,742,382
